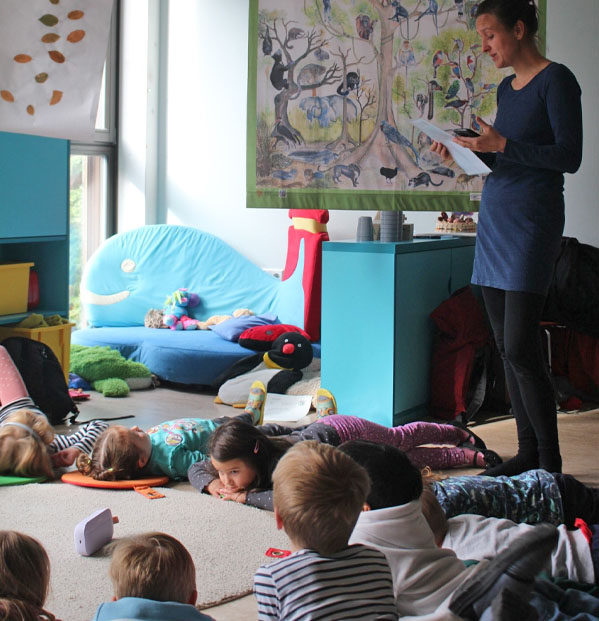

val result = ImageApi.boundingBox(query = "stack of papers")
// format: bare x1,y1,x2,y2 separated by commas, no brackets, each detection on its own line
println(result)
412,119,491,176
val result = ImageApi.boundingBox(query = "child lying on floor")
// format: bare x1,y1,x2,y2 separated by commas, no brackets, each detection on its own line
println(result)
339,440,561,620
425,468,599,529
0,344,108,478
77,382,267,480
312,388,502,469
420,486,599,586
188,386,502,509
0,530,57,620
92,532,214,621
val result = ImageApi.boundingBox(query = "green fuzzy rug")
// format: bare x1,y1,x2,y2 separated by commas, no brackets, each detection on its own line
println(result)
70,345,152,397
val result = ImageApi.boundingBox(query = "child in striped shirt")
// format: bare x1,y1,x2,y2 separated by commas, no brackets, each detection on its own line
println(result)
0,343,107,478
254,441,397,620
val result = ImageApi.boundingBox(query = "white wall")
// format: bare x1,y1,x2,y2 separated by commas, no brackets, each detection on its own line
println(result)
546,0,598,246
119,0,598,270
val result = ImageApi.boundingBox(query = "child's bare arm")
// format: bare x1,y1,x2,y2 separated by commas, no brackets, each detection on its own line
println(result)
51,446,81,467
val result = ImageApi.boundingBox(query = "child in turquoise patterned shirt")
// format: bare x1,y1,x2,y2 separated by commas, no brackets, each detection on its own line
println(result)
77,382,265,480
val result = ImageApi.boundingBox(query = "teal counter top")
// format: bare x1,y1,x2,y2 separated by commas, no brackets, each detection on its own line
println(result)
323,235,476,254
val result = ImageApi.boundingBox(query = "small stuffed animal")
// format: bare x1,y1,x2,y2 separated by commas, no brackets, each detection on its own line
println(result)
196,308,254,330
163,288,200,330
144,308,166,329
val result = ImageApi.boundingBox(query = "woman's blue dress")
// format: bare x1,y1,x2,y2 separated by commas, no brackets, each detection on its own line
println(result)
472,62,583,295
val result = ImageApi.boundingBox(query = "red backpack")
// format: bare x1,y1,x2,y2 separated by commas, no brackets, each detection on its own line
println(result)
429,286,493,421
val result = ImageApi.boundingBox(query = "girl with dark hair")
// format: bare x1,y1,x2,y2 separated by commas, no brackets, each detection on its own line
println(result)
188,387,502,510
432,0,583,477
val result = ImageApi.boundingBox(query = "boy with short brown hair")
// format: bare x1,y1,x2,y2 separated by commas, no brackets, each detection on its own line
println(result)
92,532,214,621
254,441,397,620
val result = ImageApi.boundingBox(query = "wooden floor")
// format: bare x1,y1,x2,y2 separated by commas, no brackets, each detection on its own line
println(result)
65,385,599,620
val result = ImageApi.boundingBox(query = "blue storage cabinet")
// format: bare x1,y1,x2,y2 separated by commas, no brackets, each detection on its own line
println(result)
321,237,476,426
0,131,70,325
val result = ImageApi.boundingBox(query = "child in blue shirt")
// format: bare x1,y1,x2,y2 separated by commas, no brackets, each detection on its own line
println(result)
92,532,214,621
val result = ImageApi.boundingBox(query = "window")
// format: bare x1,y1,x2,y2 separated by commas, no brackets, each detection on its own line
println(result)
69,4,118,327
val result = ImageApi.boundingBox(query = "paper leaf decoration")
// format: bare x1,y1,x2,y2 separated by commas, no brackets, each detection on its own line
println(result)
39,14,59,27
0,0,114,140
67,29,85,43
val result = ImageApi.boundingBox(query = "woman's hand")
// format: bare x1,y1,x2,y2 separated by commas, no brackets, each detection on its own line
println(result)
430,140,451,161
51,447,82,468
452,117,507,153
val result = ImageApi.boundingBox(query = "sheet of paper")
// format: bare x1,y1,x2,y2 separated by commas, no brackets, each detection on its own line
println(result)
412,119,492,176
263,393,313,423
0,0,114,141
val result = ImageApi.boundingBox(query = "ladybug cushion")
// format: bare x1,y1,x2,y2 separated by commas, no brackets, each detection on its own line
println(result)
239,324,311,351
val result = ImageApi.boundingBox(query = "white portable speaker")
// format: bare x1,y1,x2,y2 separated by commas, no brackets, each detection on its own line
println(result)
74,508,119,556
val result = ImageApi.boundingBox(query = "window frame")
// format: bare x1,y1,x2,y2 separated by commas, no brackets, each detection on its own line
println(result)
69,0,119,233
68,1,119,327
75,0,119,147
68,144,117,239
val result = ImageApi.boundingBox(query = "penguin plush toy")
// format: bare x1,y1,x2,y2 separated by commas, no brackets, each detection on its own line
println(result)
213,332,313,407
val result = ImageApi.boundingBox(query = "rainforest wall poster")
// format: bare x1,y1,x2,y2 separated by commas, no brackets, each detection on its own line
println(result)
246,0,546,211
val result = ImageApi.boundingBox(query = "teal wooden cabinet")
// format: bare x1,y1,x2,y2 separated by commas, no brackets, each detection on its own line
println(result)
0,131,70,325
321,237,476,426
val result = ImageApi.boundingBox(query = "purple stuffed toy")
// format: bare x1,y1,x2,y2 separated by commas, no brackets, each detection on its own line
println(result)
163,288,200,330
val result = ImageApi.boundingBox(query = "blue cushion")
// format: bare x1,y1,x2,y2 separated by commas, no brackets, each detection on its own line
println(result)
210,313,279,341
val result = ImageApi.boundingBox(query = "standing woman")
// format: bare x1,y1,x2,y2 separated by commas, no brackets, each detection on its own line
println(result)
434,0,583,476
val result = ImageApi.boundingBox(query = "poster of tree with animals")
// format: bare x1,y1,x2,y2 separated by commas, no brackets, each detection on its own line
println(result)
246,0,545,211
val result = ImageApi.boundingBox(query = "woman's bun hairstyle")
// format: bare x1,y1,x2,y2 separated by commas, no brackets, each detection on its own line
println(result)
476,0,539,38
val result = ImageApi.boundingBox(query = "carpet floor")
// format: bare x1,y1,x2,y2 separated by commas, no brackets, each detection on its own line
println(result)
0,480,291,621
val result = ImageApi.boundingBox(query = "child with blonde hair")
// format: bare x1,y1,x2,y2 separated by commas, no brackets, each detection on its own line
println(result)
0,530,57,621
92,532,214,620
77,381,267,480
254,441,398,619
0,345,107,478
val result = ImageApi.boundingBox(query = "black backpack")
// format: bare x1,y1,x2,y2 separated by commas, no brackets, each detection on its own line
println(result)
2,336,79,425
544,237,599,337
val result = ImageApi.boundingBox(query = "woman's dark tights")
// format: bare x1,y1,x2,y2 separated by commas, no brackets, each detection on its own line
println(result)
481,286,562,476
